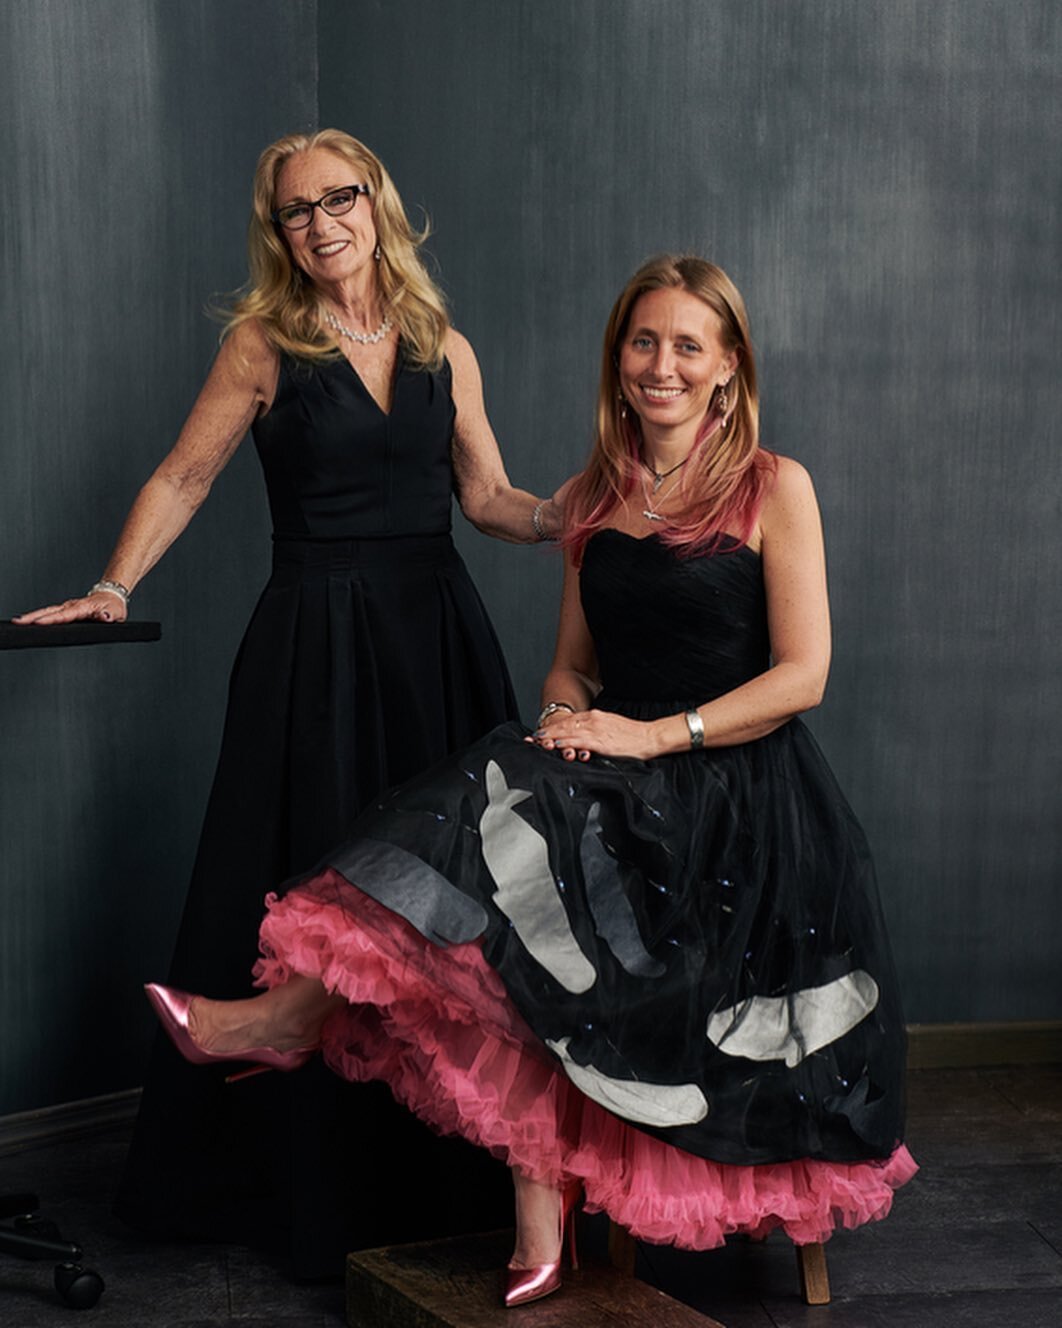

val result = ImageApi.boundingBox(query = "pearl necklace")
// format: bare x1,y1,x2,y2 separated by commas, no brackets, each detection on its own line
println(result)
324,309,393,346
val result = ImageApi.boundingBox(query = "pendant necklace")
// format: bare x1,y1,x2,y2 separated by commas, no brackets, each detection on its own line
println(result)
324,308,393,346
644,455,687,494
641,453,689,521
642,471,685,522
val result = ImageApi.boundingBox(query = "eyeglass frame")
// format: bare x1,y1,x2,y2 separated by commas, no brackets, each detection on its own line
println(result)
271,183,371,231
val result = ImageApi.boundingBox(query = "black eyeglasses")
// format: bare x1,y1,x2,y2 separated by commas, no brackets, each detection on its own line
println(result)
271,184,370,231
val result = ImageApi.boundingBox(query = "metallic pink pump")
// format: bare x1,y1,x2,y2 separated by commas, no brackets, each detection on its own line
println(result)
503,1183,581,1309
143,983,316,1082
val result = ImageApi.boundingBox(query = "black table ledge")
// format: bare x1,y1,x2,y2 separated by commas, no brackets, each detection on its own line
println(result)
0,620,162,650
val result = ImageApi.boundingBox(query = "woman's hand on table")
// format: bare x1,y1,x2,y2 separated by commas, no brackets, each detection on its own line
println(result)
13,589,129,625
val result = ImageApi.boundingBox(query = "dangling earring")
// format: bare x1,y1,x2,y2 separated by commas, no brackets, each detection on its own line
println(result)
374,243,382,262
617,390,628,421
717,379,730,419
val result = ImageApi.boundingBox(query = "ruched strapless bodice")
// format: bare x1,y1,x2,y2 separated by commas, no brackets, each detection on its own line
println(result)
580,530,770,708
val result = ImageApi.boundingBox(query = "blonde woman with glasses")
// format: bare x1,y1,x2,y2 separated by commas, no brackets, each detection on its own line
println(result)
17,129,567,1275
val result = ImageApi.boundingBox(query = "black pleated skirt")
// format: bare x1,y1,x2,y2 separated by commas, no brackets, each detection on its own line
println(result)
115,533,519,1277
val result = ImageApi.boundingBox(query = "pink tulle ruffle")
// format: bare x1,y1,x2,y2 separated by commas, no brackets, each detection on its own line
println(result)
254,871,917,1250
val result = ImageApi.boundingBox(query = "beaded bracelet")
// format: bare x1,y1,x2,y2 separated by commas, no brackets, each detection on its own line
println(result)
531,500,551,542
536,700,575,727
88,579,131,607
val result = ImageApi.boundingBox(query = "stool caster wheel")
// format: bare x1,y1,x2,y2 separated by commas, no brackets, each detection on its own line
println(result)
15,1213,62,1241
54,1262,105,1310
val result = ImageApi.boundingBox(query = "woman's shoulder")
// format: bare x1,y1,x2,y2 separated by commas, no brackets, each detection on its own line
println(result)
221,317,281,367
443,326,474,370
759,451,816,504
440,326,478,394
756,450,823,550
216,318,282,408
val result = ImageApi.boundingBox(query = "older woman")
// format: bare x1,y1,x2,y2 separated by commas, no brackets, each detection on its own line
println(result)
17,129,565,1272
148,254,916,1304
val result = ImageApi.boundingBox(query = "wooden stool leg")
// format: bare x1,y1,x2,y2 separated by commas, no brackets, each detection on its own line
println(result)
608,1220,638,1276
796,1241,831,1305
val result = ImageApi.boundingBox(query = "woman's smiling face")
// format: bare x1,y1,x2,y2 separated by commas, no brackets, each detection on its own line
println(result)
274,148,378,290
618,287,735,437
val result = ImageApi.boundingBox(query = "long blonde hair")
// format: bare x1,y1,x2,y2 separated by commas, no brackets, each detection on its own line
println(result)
223,129,449,370
563,254,774,562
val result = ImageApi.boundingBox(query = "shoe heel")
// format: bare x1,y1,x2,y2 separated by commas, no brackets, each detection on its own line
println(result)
503,1181,581,1308
145,983,317,1078
564,1184,580,1271
224,1064,273,1085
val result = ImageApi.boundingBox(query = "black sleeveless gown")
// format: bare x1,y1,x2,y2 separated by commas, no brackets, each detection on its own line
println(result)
254,529,915,1248
116,351,518,1275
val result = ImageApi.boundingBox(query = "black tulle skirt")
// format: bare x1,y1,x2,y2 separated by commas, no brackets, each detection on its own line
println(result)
255,711,915,1247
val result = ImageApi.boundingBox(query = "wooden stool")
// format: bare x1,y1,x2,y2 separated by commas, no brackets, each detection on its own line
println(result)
346,1229,725,1326
795,1241,831,1305
608,1222,831,1306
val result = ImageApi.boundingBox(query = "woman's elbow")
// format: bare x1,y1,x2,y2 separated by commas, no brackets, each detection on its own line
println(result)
801,662,830,711
458,481,513,534
455,479,490,526
458,499,495,538
781,658,829,714
153,469,213,520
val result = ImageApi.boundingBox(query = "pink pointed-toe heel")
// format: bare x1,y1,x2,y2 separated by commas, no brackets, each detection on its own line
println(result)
503,1182,580,1309
144,983,317,1082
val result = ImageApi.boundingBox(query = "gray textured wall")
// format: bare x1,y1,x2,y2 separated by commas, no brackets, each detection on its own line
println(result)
1,0,1059,1118
0,0,316,1115
319,0,1062,1025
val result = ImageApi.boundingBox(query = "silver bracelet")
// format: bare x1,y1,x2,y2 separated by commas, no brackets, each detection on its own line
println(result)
531,499,551,542
684,709,705,749
536,700,575,727
88,579,131,607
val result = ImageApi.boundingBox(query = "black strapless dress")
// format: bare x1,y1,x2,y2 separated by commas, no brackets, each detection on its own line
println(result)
255,530,916,1250
116,352,518,1274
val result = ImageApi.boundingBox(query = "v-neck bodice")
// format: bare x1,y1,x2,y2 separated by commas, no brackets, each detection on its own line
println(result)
251,350,456,539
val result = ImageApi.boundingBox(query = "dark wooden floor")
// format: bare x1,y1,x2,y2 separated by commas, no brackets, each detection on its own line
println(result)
1,1065,1060,1327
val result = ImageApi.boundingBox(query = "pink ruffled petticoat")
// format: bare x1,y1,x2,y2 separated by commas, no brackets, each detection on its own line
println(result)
254,871,917,1250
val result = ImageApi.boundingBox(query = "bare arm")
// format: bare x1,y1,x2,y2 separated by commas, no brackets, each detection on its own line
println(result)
523,548,601,759
15,323,278,624
539,550,602,713
447,329,566,542
537,457,832,761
